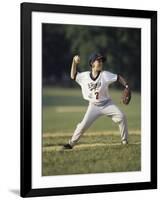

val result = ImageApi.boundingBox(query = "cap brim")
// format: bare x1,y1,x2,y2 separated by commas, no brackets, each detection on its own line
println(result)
96,56,106,62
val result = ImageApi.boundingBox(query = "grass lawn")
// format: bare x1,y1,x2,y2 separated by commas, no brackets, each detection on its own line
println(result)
42,87,141,176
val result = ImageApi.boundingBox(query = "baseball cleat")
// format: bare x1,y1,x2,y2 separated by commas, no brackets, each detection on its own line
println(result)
121,140,128,145
63,143,73,149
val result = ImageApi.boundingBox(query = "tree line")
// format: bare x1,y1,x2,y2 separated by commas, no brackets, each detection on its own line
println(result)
42,23,141,91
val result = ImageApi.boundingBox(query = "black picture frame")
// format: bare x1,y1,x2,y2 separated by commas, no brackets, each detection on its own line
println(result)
20,2,157,198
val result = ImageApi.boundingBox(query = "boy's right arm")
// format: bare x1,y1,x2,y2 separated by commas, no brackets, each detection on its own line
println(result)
70,55,80,80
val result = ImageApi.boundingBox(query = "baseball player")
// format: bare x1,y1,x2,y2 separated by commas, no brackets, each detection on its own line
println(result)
63,53,131,149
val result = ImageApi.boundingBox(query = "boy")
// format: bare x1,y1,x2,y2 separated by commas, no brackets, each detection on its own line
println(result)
63,53,131,149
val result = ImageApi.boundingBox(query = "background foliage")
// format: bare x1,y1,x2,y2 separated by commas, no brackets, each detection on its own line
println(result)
42,24,141,91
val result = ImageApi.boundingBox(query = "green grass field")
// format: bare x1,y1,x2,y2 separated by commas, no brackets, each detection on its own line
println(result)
42,87,141,176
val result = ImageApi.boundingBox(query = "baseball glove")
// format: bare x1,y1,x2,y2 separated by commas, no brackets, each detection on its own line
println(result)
122,87,131,105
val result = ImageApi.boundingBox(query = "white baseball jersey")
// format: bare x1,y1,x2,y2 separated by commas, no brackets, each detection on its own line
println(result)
75,70,118,105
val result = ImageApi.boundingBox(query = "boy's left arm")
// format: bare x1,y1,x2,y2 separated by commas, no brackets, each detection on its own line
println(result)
117,75,131,105
117,74,129,88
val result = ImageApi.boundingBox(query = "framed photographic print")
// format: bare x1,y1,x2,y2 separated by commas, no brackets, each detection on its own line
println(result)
20,2,157,197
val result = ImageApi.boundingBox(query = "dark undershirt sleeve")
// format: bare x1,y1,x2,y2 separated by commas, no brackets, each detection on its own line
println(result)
117,74,128,87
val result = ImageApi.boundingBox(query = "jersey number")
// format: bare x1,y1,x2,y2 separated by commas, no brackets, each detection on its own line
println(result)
95,92,99,99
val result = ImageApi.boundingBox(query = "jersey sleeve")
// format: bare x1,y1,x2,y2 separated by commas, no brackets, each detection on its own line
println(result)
75,72,83,85
103,71,118,84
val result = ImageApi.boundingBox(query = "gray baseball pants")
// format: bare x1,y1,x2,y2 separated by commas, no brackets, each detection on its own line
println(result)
69,100,128,147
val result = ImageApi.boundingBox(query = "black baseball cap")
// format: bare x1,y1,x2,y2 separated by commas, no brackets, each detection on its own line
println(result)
89,52,106,66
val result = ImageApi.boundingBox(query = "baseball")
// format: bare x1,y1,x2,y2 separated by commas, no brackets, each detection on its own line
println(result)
73,55,80,64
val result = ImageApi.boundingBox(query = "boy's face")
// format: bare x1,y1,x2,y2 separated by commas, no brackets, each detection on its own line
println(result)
92,59,103,71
